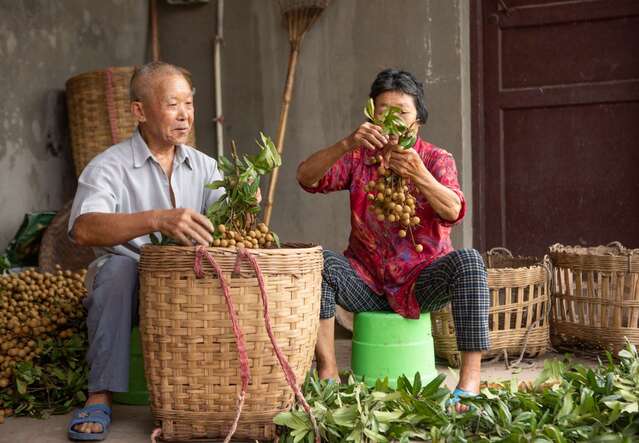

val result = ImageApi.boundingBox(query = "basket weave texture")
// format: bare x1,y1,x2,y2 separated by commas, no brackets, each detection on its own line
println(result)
549,243,639,353
138,244,322,441
66,66,195,176
38,200,95,273
432,249,551,367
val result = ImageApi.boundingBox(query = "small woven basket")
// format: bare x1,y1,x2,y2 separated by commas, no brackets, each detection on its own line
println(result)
432,248,551,367
66,66,195,176
138,244,322,441
549,242,639,353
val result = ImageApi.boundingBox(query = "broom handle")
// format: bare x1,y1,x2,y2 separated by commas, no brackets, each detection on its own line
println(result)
150,0,160,61
263,43,300,226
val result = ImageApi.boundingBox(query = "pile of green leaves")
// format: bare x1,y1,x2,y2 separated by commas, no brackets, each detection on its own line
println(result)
0,326,88,419
206,132,281,238
364,98,416,150
274,341,639,442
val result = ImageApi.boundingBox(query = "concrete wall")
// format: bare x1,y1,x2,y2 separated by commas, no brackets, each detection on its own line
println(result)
159,0,472,252
0,0,147,249
0,0,471,253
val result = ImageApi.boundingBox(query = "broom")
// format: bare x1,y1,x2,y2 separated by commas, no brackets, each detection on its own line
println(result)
263,0,330,226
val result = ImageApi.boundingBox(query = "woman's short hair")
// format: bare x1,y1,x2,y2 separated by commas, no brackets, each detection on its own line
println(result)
369,69,428,124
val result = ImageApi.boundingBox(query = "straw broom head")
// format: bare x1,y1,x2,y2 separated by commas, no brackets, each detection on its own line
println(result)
277,0,330,45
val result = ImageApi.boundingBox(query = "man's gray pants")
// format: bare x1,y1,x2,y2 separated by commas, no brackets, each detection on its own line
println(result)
83,254,139,393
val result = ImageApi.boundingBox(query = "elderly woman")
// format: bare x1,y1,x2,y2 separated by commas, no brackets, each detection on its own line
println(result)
297,69,489,410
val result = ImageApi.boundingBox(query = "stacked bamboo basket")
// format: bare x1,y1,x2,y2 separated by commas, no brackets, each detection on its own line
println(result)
549,243,639,353
432,248,551,367
138,244,322,441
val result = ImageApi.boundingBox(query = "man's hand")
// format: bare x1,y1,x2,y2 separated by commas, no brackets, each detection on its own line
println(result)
346,122,388,151
154,208,214,246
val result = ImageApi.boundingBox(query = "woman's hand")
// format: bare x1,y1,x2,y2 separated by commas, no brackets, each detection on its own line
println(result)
345,122,388,151
388,147,427,180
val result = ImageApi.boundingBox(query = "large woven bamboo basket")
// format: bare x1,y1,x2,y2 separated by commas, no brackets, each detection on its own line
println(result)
549,243,639,354
66,66,195,176
432,248,551,367
138,244,322,441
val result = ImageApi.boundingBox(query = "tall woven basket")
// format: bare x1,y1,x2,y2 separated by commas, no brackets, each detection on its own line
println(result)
138,244,322,441
549,243,639,353
66,66,195,176
432,248,551,367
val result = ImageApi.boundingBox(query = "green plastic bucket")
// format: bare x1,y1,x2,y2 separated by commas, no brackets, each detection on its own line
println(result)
351,311,438,387
113,326,149,405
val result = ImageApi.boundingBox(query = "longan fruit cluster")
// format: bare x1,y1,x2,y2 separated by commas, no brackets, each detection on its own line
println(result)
366,157,423,253
212,222,276,249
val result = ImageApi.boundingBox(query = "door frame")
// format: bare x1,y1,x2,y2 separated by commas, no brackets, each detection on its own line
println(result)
470,1,487,251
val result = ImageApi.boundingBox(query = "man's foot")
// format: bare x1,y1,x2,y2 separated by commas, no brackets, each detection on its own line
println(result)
71,391,112,435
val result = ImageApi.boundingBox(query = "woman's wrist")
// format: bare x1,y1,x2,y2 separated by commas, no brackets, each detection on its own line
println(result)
339,136,355,153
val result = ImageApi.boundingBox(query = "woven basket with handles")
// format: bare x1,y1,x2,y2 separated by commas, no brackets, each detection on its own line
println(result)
432,248,551,368
138,244,322,441
549,242,639,354
66,66,195,177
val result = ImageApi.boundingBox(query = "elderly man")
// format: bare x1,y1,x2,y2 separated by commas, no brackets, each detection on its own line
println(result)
67,61,222,440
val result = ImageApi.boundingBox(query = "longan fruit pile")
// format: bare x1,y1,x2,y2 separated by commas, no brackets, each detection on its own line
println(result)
366,156,423,253
212,222,277,249
0,267,87,413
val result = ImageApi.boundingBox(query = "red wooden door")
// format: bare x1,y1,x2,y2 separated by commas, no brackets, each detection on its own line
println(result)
472,0,639,256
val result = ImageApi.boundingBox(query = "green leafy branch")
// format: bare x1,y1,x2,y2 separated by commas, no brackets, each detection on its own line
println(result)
364,98,416,150
206,132,281,247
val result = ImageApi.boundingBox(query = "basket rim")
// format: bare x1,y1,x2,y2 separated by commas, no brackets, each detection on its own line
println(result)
65,66,136,85
140,242,322,254
482,255,546,273
549,242,638,257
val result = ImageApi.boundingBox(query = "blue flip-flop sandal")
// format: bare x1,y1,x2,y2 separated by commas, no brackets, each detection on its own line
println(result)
68,403,112,441
446,387,478,412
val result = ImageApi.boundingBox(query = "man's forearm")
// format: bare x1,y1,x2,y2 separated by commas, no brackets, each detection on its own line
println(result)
71,211,158,247
297,139,351,188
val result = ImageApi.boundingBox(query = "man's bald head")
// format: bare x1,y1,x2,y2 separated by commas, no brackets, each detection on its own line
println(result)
130,61,193,103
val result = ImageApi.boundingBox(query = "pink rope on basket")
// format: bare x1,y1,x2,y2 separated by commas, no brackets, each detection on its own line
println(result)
150,246,250,443
234,248,320,443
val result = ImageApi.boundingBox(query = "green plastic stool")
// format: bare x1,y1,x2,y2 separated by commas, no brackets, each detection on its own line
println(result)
113,327,150,405
351,311,438,387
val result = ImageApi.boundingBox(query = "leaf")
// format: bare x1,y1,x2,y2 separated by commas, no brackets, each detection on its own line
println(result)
332,405,358,427
271,231,281,248
412,372,422,396
205,179,226,190
16,378,27,395
372,410,403,423
149,232,160,245
363,427,388,442
364,98,376,122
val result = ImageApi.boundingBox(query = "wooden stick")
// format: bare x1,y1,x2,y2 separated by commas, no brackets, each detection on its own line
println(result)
150,0,160,61
263,42,300,226
213,0,224,159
